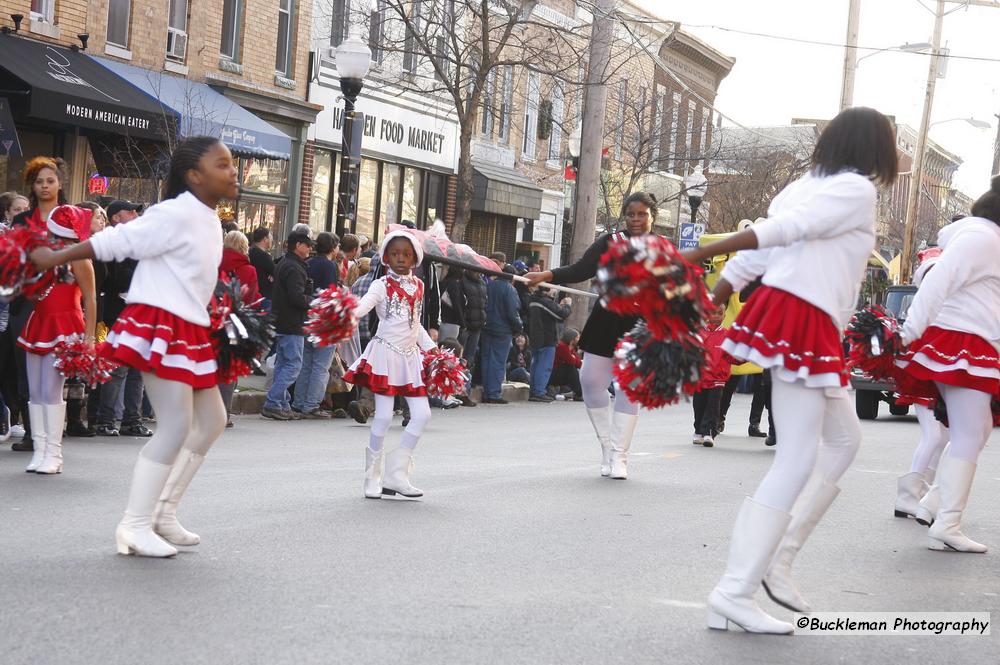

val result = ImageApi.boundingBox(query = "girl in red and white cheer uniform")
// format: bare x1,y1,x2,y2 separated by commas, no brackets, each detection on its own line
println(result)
18,204,97,474
893,182,1000,554
344,230,436,499
32,136,239,558
892,247,949,520
682,108,898,634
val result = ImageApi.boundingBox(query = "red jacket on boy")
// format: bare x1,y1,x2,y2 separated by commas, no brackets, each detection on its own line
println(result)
700,325,735,389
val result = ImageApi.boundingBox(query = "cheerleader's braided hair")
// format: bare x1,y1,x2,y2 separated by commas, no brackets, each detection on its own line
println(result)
22,156,68,210
162,136,225,201
971,175,1000,227
621,191,658,223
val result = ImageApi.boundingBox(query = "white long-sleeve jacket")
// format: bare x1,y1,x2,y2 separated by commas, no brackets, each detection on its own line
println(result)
901,216,1000,350
355,274,436,354
89,191,223,326
720,170,877,330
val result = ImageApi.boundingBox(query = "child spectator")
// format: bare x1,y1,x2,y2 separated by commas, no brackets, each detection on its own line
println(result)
506,333,532,383
549,329,583,400
692,309,734,448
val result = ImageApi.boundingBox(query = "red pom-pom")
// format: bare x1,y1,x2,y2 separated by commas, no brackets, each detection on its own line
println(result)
304,286,360,347
421,347,467,398
53,335,118,386
613,321,704,409
598,235,714,340
0,225,61,301
845,305,903,382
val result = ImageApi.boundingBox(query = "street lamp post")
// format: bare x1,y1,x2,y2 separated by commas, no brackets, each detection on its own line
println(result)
334,35,371,237
565,123,582,258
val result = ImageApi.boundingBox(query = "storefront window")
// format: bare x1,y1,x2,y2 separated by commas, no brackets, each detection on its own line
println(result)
401,167,421,226
424,172,445,225
378,163,401,240
237,200,285,241
240,157,288,194
356,158,379,240
309,149,335,235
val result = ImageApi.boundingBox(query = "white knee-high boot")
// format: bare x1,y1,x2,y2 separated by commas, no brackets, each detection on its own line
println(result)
609,411,638,480
382,448,422,497
894,472,927,519
25,402,47,472
762,478,840,612
153,450,205,546
586,406,612,476
35,402,66,475
708,497,794,634
115,457,178,557
927,456,987,553
364,447,384,499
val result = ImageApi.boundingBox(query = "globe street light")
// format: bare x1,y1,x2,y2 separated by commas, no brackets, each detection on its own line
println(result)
334,34,372,236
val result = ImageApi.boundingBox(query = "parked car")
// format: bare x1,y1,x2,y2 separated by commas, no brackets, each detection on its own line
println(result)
850,284,918,420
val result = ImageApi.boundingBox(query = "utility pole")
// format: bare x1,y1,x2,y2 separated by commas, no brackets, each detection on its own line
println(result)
566,0,613,331
993,111,1000,177
839,0,861,110
900,0,945,282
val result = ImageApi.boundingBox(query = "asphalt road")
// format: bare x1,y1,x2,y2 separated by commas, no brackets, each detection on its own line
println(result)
1,394,997,664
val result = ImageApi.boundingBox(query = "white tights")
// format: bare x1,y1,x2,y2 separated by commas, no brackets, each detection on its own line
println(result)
368,393,432,452
753,376,862,512
580,352,638,415
138,373,227,465
936,383,991,463
26,352,65,405
909,404,949,474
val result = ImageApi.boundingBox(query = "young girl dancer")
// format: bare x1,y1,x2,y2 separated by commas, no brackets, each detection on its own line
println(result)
344,230,436,499
524,192,656,479
31,136,239,557
16,158,97,474
894,182,1000,553
17,204,97,474
682,107,898,634
893,249,948,519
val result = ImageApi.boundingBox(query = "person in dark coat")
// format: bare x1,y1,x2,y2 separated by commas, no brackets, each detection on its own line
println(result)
458,269,487,378
292,232,341,417
263,232,314,420
480,266,523,404
248,227,276,309
527,287,571,401
439,267,466,341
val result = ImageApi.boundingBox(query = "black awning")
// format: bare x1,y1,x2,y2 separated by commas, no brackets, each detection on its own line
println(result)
472,160,543,220
0,35,177,141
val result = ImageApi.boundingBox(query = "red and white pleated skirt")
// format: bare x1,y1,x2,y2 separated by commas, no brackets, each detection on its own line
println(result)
894,326,1000,400
343,336,427,397
17,283,85,355
99,304,218,389
722,286,847,388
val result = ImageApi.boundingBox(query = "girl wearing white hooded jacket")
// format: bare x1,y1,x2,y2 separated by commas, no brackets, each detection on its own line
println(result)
893,184,1000,554
681,107,899,635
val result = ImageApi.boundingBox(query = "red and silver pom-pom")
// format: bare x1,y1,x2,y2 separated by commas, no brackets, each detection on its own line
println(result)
53,335,118,386
209,278,275,384
304,286,360,347
613,321,705,409
421,347,467,399
845,305,903,382
597,234,714,340
0,225,61,301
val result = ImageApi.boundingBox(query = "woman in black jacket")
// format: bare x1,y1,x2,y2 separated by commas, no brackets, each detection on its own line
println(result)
439,267,466,341
525,191,657,480
458,269,487,375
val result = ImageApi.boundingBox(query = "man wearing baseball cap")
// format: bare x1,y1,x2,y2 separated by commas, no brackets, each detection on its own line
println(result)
106,200,143,225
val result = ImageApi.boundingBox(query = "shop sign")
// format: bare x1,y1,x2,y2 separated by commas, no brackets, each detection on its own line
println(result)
533,212,556,245
0,97,22,157
311,84,459,173
87,173,110,195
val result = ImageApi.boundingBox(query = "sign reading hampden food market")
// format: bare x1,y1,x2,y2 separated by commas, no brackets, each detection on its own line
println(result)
311,83,459,173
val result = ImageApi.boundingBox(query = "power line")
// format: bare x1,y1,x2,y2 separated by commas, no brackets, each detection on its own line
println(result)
617,15,1000,64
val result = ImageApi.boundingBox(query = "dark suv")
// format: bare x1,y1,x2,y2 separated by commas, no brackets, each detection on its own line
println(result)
850,285,918,420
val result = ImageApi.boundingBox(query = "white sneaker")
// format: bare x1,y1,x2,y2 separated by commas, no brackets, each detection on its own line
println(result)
10,424,25,439
692,434,705,445
701,434,715,448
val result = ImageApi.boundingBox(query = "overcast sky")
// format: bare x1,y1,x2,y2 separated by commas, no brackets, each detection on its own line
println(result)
636,0,998,197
